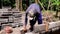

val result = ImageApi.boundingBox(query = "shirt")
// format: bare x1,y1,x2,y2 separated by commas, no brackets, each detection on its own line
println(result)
25,3,42,25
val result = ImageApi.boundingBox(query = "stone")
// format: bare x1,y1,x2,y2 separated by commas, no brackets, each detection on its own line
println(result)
0,19,8,22
34,24,46,33
49,22,57,29
25,32,34,34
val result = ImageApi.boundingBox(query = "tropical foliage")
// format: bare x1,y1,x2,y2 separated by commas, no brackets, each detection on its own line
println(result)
2,0,15,8
1,0,60,11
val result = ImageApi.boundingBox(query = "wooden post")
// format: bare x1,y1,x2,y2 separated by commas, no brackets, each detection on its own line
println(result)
19,0,22,11
15,0,19,10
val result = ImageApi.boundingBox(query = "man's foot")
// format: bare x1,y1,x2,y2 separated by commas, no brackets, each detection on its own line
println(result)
29,26,33,32
21,27,27,33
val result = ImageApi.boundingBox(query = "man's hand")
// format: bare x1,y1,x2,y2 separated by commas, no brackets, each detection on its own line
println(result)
23,26,27,30
21,26,27,32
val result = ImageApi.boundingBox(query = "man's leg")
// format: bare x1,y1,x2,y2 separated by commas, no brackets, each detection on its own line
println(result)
37,13,42,24
29,17,37,31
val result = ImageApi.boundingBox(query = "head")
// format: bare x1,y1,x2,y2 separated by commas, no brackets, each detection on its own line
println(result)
4,25,13,33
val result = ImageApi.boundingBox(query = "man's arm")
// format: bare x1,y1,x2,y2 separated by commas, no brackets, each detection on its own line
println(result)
24,4,32,26
25,13,28,26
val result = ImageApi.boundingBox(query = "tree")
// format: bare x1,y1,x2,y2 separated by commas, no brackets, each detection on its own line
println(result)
49,0,60,17
10,0,15,9
38,0,60,11
3,0,11,6
22,0,29,11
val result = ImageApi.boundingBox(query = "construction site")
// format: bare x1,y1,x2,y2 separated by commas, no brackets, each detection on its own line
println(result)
0,0,60,34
